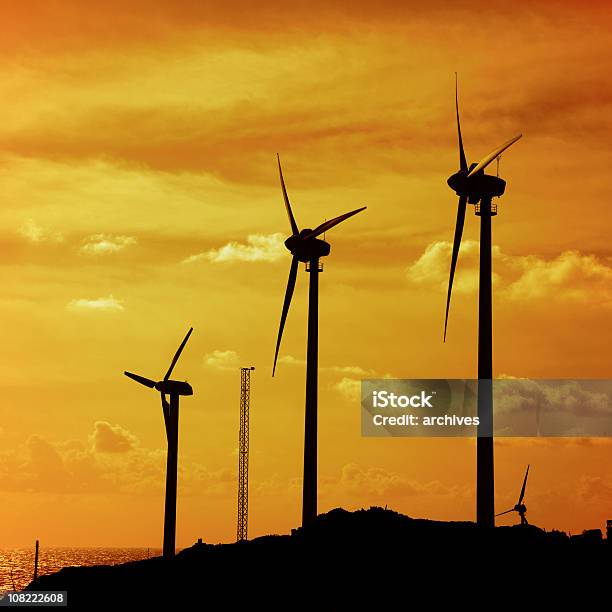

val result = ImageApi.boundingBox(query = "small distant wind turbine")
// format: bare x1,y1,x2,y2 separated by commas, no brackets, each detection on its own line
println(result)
444,75,522,528
497,465,530,525
124,327,194,559
273,154,366,526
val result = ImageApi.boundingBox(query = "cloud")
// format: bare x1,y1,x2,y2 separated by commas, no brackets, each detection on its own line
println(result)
0,434,107,494
494,379,612,436
506,251,612,302
280,355,374,377
329,365,375,377
407,242,612,305
334,377,361,401
183,233,285,264
278,356,376,400
278,355,305,366
89,421,138,454
27,435,67,480
334,463,460,498
406,240,482,294
80,234,136,255
496,380,611,419
18,218,63,243
0,1,610,191
67,295,124,312
183,465,236,498
0,423,233,497
204,349,240,371
577,475,612,504
329,365,389,402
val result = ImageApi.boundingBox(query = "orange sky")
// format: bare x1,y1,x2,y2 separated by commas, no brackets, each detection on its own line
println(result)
1,0,611,547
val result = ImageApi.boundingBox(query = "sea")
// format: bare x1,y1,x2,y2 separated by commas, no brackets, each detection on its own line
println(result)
0,548,162,594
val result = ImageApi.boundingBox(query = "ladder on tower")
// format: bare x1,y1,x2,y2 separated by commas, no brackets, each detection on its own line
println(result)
237,367,254,542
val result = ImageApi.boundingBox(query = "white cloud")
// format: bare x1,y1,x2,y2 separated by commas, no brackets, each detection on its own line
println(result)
204,349,240,371
334,377,361,401
506,250,612,301
80,234,136,255
67,295,124,312
329,365,375,377
333,370,394,402
280,355,374,377
183,233,285,264
277,356,379,401
496,380,610,419
406,240,482,294
0,424,235,497
407,242,612,304
335,463,459,498
279,355,305,366
18,218,63,243
89,421,138,453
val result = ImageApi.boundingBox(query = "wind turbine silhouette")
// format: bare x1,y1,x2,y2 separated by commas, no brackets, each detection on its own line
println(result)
444,75,522,527
124,327,194,558
496,465,530,525
272,154,366,526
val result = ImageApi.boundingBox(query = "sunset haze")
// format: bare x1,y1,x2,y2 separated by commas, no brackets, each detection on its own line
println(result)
1,0,611,547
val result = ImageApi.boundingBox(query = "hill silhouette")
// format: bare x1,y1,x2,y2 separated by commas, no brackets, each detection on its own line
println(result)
27,507,609,607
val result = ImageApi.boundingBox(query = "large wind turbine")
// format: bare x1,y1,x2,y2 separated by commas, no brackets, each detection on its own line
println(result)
273,155,366,526
444,76,522,527
496,465,530,525
124,328,194,558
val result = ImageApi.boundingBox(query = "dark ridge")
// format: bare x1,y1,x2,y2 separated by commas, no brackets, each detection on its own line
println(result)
26,507,609,608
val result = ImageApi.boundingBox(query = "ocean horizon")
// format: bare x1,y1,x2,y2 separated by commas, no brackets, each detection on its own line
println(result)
0,547,163,594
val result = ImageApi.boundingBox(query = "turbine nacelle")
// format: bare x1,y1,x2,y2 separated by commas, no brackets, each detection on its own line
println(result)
447,170,507,204
124,374,194,396
284,233,331,262
156,380,193,396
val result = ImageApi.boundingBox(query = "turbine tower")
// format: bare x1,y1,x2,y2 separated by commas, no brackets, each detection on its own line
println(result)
444,76,522,527
496,465,530,525
273,154,366,526
237,366,254,542
124,327,194,558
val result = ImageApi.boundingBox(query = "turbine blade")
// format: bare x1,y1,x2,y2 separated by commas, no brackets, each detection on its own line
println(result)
164,327,193,381
304,206,367,240
495,508,516,517
277,154,299,236
455,73,468,172
161,393,170,440
272,256,299,377
518,464,530,505
124,371,156,389
443,195,467,342
467,134,522,177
